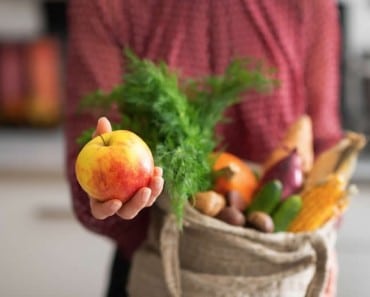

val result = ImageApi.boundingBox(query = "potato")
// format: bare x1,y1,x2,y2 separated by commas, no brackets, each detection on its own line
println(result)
246,211,274,233
216,206,246,226
193,191,226,217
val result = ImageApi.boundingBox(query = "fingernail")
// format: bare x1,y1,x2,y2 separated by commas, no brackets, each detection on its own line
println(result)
143,188,152,200
110,200,122,211
155,167,163,176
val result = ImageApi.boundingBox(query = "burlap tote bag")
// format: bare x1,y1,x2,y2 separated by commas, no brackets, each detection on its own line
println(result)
127,194,337,297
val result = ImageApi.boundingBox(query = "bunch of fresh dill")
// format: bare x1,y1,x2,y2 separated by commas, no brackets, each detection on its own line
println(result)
79,50,276,225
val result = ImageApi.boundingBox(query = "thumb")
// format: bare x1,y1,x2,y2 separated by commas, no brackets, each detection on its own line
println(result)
92,117,112,138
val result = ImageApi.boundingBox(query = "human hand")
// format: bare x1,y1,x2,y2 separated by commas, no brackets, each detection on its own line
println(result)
88,117,164,220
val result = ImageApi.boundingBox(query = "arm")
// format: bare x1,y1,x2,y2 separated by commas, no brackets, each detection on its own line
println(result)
65,0,162,259
304,0,343,155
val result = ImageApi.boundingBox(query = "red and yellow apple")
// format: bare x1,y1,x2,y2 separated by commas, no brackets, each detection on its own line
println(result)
75,130,154,202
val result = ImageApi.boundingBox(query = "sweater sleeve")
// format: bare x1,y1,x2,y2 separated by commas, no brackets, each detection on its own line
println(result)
65,0,150,260
304,0,343,155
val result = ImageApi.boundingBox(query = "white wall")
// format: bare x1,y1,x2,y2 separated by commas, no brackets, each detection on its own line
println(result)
340,0,370,132
342,0,370,55
0,1,44,40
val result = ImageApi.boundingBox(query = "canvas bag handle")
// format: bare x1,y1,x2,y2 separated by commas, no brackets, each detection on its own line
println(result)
160,213,182,297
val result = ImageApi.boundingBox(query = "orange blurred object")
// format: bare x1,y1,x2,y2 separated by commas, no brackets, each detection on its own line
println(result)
0,37,63,127
213,152,258,206
25,37,62,126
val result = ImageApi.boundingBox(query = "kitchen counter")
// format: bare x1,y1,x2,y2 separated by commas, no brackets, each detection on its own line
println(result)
0,127,65,177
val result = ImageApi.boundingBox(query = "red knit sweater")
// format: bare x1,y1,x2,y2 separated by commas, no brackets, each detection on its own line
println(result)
65,0,342,260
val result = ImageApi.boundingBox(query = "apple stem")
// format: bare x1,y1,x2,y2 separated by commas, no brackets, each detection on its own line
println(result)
99,135,108,146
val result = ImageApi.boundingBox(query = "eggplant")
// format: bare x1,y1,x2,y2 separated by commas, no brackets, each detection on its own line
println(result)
260,148,303,200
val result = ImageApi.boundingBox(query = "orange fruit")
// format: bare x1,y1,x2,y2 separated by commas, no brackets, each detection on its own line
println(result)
212,152,258,206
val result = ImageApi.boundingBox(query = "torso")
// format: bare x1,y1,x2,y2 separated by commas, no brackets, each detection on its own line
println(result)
113,0,309,162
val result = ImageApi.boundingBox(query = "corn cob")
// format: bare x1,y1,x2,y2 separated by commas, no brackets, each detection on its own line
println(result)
304,131,366,190
288,175,346,232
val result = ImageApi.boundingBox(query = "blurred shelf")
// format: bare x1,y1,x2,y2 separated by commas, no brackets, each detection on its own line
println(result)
0,127,65,177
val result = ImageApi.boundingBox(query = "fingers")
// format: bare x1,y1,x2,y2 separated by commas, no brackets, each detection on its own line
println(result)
89,163,164,221
153,166,163,177
146,175,164,207
116,188,152,219
90,174,164,220
145,166,164,206
90,198,122,220
92,116,112,138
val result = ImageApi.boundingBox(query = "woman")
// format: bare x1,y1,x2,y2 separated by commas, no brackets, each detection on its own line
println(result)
65,0,342,296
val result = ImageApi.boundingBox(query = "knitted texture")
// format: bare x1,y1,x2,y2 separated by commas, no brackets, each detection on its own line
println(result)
65,0,342,260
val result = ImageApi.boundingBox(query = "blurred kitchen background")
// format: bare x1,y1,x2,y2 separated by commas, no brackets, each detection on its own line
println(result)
0,0,370,296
